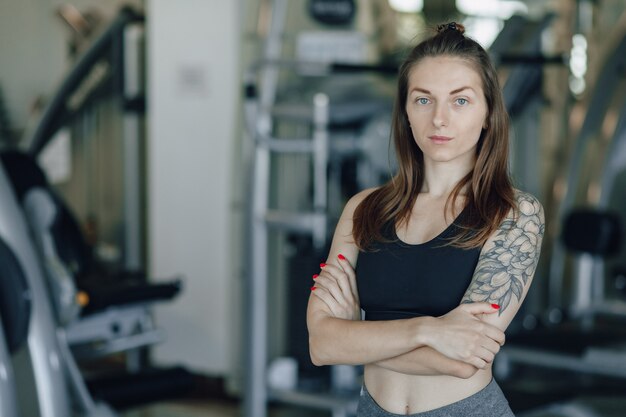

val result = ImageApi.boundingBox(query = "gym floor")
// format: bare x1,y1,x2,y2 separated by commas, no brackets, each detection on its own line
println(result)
116,366,626,417
121,400,329,417
121,400,237,417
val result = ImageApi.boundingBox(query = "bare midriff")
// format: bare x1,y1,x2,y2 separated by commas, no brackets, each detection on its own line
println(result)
363,363,493,414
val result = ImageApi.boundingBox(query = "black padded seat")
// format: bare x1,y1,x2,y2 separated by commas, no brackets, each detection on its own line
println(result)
0,150,181,315
81,278,181,314
562,209,622,256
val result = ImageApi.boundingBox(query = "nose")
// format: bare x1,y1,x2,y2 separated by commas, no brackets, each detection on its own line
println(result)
432,102,448,128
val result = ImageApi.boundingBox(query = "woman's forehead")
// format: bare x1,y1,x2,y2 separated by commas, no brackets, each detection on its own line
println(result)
407,56,484,94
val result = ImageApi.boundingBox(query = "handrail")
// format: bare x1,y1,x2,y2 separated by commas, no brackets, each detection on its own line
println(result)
28,7,143,155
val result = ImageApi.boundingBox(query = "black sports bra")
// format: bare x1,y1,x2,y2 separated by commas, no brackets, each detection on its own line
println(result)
356,211,482,321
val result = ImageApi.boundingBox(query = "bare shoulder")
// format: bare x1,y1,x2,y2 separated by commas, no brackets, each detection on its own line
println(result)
512,189,545,222
498,189,545,242
327,187,379,265
342,187,379,217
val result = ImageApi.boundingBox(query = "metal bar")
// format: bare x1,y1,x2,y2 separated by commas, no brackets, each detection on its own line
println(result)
0,164,73,417
122,23,145,271
263,210,326,233
257,137,314,153
245,0,288,416
269,388,359,413
312,93,329,248
548,33,626,310
28,7,143,155
502,346,626,379
249,59,399,75
55,329,97,413
70,329,164,360
0,320,19,417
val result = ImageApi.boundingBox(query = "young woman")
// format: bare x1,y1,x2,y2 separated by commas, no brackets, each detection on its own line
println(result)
306,22,545,416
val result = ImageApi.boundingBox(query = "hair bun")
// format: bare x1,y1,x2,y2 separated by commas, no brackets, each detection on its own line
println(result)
437,22,465,35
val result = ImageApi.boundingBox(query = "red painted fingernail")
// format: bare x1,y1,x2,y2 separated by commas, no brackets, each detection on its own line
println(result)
311,286,316,291
338,254,346,260
491,304,500,309
312,274,318,279
320,263,326,268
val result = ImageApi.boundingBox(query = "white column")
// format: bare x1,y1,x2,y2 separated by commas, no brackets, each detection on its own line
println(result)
147,0,240,376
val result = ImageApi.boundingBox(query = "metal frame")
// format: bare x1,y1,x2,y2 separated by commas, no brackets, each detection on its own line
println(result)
122,22,145,271
244,2,336,417
547,31,626,313
0,318,19,417
0,163,73,417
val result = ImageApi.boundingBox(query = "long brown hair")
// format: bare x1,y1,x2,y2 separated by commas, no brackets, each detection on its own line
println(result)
353,23,516,250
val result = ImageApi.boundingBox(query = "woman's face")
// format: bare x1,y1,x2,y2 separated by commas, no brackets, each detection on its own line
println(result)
405,56,488,167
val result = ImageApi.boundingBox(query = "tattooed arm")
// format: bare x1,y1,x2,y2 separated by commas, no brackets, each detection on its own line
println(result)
461,191,545,330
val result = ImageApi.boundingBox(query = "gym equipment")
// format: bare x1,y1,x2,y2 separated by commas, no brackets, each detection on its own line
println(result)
0,83,15,144
1,6,194,414
496,23,626,416
0,231,32,417
0,160,95,417
0,320,19,417
243,1,402,416
308,0,356,26
491,13,556,199
0,150,182,359
546,24,626,318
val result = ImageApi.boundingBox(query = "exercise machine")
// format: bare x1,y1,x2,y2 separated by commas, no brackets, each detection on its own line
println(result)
0,229,31,417
497,21,626,416
2,6,193,413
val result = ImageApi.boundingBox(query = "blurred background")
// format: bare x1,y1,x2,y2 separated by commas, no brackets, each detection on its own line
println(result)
1,0,626,416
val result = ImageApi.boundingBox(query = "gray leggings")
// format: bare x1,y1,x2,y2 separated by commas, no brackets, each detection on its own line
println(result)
356,379,515,417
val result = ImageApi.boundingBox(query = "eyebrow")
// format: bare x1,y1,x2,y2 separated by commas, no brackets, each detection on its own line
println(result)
410,86,476,95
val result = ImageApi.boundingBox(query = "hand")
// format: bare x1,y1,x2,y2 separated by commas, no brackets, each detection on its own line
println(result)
310,254,361,321
423,303,505,370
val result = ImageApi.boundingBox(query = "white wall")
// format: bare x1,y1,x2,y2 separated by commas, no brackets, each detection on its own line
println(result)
147,0,240,376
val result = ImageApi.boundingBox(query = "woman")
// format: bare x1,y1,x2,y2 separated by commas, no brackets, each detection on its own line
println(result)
306,22,544,416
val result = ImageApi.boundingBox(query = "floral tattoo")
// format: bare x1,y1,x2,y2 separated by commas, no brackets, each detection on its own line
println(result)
462,192,545,314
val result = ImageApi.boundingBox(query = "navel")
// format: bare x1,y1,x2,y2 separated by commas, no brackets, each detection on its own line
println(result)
405,404,410,415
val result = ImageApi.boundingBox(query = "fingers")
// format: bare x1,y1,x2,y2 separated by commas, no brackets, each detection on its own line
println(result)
310,285,341,317
313,271,349,307
467,357,488,370
311,275,360,320
432,309,505,366
459,343,497,369
483,324,506,346
310,255,360,321
319,262,355,301
460,302,501,316
335,254,358,298
481,337,502,356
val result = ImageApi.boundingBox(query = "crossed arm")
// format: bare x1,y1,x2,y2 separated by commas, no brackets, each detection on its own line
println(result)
306,189,545,377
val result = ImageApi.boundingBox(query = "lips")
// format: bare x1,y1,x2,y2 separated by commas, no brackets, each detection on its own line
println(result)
428,135,453,143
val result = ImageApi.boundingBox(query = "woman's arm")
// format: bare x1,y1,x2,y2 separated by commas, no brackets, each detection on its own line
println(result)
313,256,496,376
307,189,504,370
307,189,428,365
461,191,545,331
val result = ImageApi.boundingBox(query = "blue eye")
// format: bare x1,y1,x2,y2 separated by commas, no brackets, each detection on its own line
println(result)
417,97,429,105
456,98,468,105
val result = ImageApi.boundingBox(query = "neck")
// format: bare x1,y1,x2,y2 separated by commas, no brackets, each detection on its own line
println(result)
420,159,473,198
